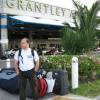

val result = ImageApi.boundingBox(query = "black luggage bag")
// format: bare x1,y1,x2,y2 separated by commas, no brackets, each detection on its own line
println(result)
52,70,69,95
0,68,19,93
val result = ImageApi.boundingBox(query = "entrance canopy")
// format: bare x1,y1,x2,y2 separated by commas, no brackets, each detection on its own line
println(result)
10,16,64,26
8,16,66,31
8,16,75,29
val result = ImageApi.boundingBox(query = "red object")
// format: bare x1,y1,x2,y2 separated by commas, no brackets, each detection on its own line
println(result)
36,78,48,97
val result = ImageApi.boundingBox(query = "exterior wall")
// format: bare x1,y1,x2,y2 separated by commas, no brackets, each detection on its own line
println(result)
0,0,73,22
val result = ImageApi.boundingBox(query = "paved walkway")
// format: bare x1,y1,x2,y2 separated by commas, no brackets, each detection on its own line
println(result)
0,89,97,100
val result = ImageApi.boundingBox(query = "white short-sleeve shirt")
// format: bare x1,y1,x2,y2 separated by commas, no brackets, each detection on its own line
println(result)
14,48,39,71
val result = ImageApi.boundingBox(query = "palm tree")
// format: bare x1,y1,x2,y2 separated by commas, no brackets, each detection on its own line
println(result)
62,0,100,54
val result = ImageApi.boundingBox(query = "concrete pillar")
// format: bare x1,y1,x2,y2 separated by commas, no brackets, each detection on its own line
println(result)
0,14,8,55
72,57,79,89
29,31,33,48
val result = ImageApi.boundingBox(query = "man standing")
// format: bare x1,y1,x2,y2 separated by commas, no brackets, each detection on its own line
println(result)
14,38,39,100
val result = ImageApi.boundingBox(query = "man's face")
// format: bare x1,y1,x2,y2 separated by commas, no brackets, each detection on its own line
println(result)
20,39,29,49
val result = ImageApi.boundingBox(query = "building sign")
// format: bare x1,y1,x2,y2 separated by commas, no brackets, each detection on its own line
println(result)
0,0,74,21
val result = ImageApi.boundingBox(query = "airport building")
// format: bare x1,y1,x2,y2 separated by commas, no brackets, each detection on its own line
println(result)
0,0,74,55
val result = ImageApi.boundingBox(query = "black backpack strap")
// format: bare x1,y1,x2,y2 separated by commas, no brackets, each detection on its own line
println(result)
18,49,22,57
18,49,34,65
31,49,34,58
18,49,22,66
31,49,36,65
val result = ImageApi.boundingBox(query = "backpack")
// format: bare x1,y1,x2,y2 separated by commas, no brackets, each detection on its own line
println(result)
18,48,34,66
38,78,48,97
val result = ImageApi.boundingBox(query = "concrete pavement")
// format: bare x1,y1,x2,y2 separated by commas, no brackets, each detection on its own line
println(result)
0,89,55,100
0,89,97,100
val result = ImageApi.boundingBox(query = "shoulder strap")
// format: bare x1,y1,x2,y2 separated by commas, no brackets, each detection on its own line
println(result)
18,49,22,66
31,49,34,58
18,49,34,65
18,49,34,58
18,49,22,57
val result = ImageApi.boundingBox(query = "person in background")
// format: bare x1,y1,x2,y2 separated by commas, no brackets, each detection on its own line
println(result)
14,38,39,100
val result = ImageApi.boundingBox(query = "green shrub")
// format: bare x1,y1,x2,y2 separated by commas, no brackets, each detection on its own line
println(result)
42,55,98,80
79,57,96,78
42,55,71,71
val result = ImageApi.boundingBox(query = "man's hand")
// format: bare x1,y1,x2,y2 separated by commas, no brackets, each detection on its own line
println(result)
34,68,38,72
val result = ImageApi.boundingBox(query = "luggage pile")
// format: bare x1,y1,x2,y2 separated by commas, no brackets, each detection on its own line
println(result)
26,69,55,98
0,68,69,97
26,69,69,98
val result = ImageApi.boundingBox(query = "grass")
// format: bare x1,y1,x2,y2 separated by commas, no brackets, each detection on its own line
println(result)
71,79,100,98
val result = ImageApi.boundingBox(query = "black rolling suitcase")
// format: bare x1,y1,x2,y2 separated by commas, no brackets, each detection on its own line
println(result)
52,70,69,95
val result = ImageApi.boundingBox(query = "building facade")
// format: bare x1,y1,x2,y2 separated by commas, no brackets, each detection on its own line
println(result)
0,0,73,55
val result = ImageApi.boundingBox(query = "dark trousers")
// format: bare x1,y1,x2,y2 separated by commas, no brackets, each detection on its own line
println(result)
19,70,38,100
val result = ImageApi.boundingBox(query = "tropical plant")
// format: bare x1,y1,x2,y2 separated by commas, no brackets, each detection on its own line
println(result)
62,0,100,54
